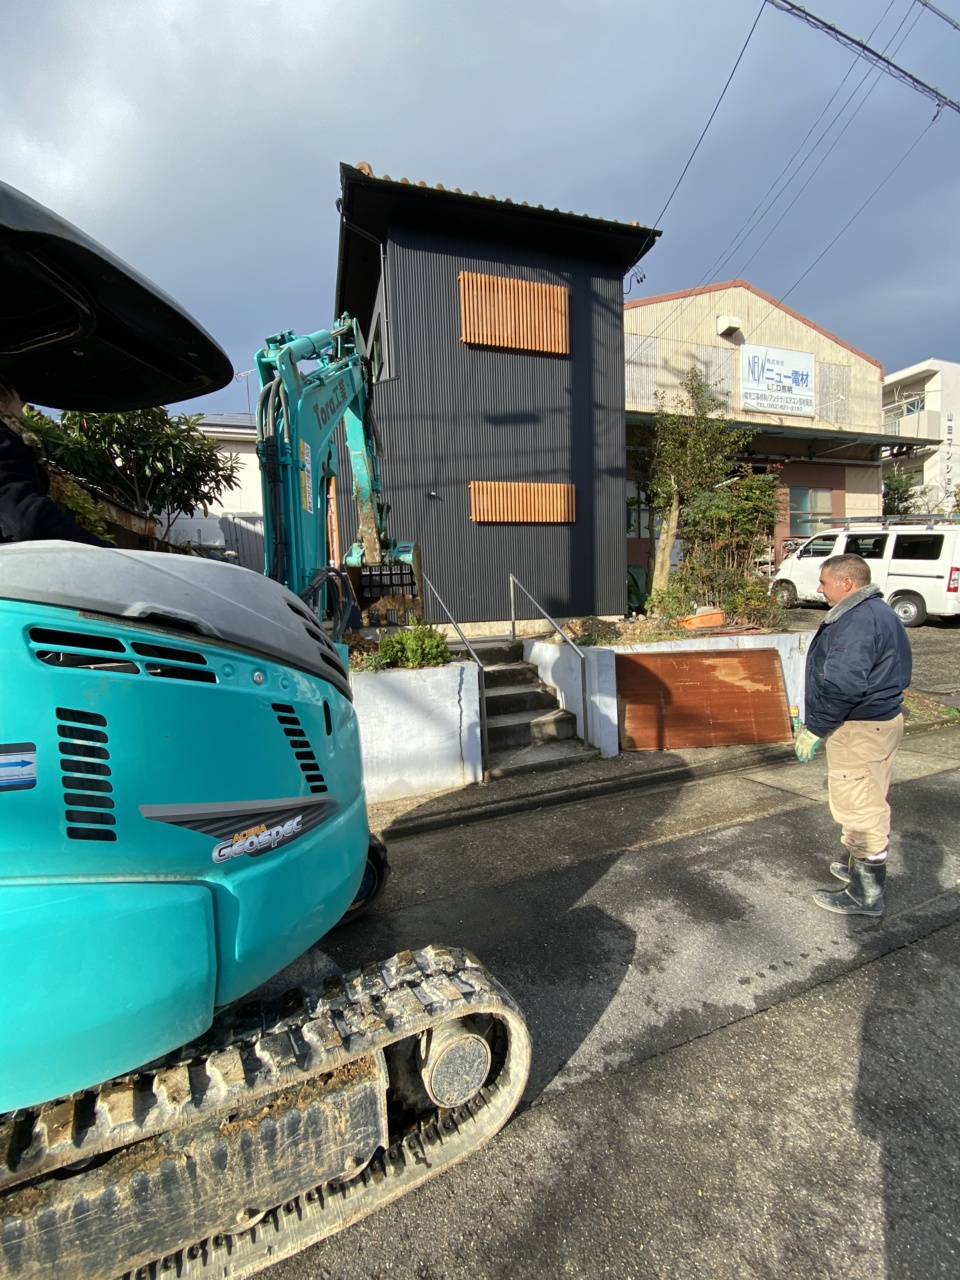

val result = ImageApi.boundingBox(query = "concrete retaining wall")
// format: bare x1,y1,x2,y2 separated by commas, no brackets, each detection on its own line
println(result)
526,632,814,758
350,661,482,802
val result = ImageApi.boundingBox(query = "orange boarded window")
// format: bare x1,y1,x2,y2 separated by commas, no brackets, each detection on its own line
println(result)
459,271,569,355
469,481,576,523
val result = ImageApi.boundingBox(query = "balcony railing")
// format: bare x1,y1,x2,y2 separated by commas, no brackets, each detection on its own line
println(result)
882,408,941,441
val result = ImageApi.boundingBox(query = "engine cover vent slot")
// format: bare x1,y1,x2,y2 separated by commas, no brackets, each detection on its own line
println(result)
272,703,328,794
143,663,217,684
131,641,208,666
29,627,216,684
56,708,116,842
286,601,328,647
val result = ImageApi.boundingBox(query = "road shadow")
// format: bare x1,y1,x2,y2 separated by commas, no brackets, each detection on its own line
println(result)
853,830,960,1276
323,849,637,1103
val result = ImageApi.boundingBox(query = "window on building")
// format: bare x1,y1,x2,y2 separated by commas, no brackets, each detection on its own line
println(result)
370,316,384,382
468,481,576,523
883,394,925,428
458,271,569,355
627,480,650,538
789,487,832,536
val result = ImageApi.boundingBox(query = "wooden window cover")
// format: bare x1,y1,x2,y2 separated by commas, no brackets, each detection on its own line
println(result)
469,481,576,523
459,271,569,355
616,650,792,750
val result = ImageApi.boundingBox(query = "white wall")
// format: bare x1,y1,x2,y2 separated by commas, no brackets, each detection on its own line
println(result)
527,633,813,758
351,661,482,802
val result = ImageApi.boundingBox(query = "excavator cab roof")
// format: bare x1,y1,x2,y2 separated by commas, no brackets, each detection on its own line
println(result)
0,180,233,411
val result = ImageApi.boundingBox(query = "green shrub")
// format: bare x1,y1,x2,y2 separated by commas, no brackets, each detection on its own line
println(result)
350,619,452,671
646,578,697,621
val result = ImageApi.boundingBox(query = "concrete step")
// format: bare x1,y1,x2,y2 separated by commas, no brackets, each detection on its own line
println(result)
486,738,600,780
482,662,541,690
486,707,577,751
485,684,559,716
449,638,523,667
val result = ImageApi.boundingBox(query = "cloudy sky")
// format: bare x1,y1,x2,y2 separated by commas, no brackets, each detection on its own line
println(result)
4,0,959,413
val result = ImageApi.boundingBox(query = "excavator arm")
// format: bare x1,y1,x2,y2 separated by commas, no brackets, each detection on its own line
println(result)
254,317,421,631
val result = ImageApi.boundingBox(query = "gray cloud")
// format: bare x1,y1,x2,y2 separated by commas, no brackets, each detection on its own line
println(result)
3,0,957,408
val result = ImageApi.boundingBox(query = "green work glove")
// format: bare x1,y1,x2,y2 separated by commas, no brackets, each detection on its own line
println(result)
794,725,822,763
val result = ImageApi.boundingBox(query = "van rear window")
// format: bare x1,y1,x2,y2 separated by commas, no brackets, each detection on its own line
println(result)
892,534,944,561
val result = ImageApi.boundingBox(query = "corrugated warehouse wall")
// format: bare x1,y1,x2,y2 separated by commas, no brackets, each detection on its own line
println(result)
335,228,627,624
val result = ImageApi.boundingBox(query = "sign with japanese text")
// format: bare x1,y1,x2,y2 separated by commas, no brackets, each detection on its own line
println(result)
741,344,815,417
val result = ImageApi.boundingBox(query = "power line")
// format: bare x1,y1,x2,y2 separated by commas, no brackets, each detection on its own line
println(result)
650,3,766,230
916,0,960,34
733,4,924,278
643,0,915,343
766,0,960,114
742,110,942,341
694,0,901,287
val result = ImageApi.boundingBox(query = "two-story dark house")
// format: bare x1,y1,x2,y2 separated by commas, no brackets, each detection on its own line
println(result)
333,162,659,625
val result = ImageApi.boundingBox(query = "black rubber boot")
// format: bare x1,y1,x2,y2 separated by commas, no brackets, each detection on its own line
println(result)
813,857,886,917
830,847,887,885
829,854,851,884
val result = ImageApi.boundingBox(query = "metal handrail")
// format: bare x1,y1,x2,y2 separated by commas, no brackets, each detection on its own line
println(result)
421,572,489,771
508,574,591,746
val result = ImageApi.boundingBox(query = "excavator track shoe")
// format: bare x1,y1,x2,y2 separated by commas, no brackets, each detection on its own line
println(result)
0,945,531,1280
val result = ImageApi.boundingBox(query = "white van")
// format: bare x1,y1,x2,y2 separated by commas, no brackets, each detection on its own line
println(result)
771,518,960,626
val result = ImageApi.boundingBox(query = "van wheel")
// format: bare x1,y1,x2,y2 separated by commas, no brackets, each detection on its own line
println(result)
771,581,797,608
890,593,927,627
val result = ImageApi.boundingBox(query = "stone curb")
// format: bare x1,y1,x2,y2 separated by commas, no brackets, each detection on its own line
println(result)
376,717,960,842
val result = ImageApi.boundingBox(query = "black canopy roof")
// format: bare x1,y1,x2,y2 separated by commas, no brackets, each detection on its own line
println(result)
0,181,233,410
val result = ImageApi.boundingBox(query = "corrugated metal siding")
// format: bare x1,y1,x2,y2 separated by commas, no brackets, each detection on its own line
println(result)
469,481,576,522
625,334,658,407
459,271,570,354
336,228,626,622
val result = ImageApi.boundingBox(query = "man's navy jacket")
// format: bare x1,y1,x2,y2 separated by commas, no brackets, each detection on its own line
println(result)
805,586,912,738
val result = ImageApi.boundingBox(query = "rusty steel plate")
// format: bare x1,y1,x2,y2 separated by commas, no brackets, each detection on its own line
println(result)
616,649,793,750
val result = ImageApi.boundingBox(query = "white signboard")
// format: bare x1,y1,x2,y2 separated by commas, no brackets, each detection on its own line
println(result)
741,344,815,417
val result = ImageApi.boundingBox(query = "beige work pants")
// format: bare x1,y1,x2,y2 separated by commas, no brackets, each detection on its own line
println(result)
825,715,904,859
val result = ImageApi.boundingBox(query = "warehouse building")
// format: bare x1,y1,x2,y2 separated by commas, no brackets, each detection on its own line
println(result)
623,279,921,565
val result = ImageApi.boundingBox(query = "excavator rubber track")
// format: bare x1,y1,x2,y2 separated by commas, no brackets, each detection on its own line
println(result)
0,945,531,1280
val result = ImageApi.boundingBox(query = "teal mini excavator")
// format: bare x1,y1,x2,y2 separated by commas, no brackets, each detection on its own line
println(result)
0,181,530,1280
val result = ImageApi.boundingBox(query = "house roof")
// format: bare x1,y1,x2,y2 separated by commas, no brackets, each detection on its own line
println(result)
625,278,883,374
336,162,660,334
883,358,951,387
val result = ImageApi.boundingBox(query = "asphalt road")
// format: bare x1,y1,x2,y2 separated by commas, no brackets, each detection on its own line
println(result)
265,724,960,1280
786,605,960,706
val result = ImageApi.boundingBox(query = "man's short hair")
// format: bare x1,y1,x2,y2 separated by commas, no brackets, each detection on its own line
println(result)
822,553,871,587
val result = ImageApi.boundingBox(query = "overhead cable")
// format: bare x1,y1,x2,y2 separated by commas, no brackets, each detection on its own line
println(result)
732,4,923,278
647,2,765,234
640,0,926,344
915,0,960,34
741,109,942,341
688,0,900,293
766,0,960,114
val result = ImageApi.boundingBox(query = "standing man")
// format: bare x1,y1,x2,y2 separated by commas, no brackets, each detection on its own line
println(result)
0,375,111,546
794,553,912,917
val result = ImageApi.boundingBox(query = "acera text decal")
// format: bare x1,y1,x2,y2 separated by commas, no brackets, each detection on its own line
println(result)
212,815,303,864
